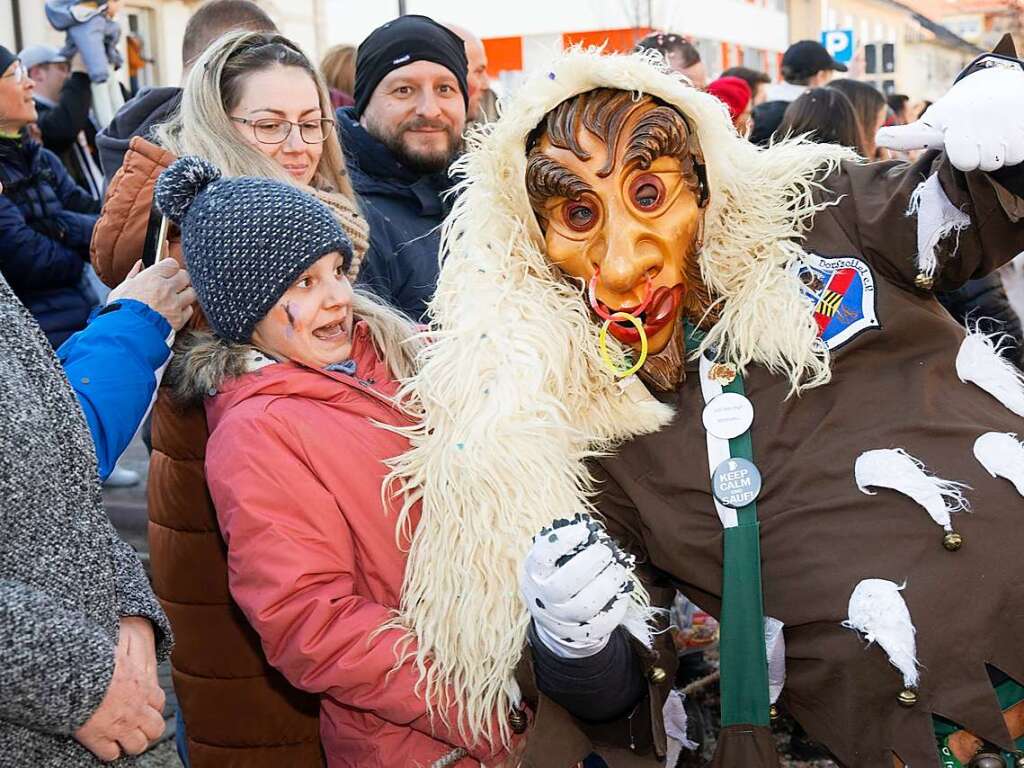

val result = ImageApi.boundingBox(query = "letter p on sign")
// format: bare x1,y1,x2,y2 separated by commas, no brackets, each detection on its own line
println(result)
822,29,854,64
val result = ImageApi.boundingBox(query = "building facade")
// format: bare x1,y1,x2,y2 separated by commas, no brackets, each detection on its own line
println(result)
909,0,1024,51
1,0,327,89
1,0,981,101
316,0,791,89
789,0,980,97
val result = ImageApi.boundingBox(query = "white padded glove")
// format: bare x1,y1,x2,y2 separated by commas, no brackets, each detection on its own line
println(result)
519,513,636,659
877,64,1024,172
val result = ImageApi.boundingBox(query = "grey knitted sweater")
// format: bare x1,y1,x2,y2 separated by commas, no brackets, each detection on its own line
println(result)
0,273,172,766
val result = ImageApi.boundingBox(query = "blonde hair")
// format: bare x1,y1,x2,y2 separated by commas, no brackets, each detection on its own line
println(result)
352,289,423,383
320,43,356,97
157,30,354,200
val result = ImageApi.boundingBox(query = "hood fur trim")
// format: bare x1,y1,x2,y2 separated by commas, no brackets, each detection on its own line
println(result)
166,329,258,405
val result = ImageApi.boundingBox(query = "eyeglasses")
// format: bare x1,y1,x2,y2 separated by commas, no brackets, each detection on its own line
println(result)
1,64,28,84
230,116,335,145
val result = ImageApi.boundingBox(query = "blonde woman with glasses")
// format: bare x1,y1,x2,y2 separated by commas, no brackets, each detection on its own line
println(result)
89,30,371,767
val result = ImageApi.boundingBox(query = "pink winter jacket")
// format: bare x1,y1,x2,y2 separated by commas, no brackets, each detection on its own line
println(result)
203,323,506,768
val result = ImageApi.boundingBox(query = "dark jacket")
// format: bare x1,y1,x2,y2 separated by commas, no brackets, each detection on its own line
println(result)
96,86,181,184
337,107,453,322
0,134,99,348
937,272,1024,366
34,72,101,197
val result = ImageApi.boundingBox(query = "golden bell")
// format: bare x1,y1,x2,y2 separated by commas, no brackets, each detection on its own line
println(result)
968,753,1005,768
914,273,935,290
507,707,528,734
769,704,779,721
897,688,918,707
943,532,963,551
647,666,667,685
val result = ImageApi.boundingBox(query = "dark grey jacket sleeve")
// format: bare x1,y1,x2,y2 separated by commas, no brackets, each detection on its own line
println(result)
0,580,115,734
109,535,174,661
528,623,647,722
937,272,1024,367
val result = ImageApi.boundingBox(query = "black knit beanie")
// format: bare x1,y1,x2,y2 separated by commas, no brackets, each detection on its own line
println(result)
154,157,353,344
0,46,18,76
353,15,469,118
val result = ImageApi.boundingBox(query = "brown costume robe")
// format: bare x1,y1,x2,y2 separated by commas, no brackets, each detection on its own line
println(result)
594,150,1024,767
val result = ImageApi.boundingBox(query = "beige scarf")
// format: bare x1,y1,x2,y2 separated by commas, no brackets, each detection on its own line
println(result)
312,188,371,281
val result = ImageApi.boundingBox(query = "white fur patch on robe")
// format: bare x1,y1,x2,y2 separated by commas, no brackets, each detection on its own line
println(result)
957,327,1024,417
974,431,1024,496
855,448,969,531
907,172,970,282
765,616,786,704
843,579,920,689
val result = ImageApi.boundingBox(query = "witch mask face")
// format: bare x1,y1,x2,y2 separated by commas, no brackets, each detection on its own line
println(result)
526,88,709,356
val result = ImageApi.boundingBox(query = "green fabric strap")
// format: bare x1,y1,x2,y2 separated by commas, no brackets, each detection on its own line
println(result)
718,372,771,727
685,324,771,726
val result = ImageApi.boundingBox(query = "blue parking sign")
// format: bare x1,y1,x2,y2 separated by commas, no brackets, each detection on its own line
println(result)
821,29,855,64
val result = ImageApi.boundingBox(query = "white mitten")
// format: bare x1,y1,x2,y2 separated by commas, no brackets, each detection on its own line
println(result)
876,64,1024,171
520,513,636,659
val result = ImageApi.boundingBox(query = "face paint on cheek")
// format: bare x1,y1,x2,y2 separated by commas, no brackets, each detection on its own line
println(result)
277,302,300,337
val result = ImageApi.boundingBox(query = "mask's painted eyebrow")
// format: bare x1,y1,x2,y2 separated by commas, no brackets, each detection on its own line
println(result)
525,153,595,215
622,105,692,171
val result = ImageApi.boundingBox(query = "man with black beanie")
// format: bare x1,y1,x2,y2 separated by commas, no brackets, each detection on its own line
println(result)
339,14,469,322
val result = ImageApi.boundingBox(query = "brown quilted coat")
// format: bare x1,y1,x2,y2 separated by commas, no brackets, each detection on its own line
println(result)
91,136,324,768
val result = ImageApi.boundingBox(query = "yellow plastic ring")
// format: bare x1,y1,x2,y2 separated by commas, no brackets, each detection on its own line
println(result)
599,312,649,378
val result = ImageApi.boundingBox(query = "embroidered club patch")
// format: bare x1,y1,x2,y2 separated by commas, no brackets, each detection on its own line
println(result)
794,254,879,350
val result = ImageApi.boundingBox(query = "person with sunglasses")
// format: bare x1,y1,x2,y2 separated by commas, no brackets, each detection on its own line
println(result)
89,30,372,768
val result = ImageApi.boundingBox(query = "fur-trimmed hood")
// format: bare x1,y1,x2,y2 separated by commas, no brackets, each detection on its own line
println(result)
166,328,262,406
386,48,856,746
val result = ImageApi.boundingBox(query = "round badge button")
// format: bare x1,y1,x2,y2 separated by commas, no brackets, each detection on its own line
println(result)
702,392,754,440
712,457,763,508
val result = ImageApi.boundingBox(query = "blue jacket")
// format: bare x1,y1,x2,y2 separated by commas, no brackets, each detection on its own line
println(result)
337,107,454,322
0,134,100,348
58,298,171,481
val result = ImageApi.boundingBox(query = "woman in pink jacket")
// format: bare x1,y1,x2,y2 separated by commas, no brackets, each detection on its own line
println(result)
154,156,510,768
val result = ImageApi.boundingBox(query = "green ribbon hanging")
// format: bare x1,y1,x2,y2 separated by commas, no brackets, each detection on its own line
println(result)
686,322,771,728
718,372,771,727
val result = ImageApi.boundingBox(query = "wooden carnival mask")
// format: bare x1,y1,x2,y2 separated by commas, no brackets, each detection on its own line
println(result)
526,88,711,359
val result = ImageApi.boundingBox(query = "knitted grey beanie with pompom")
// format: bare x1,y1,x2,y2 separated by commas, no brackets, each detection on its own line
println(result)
154,156,353,343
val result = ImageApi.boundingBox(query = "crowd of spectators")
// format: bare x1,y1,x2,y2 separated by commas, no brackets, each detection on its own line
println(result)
2,5,1022,767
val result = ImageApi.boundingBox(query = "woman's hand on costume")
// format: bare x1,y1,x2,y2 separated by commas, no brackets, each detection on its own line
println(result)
519,513,635,659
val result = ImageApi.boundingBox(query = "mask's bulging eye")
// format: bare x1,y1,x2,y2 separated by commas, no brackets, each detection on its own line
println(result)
564,201,597,232
630,174,665,211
